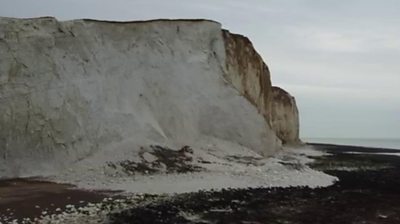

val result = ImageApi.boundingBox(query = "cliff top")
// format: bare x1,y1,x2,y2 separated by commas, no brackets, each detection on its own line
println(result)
0,16,221,25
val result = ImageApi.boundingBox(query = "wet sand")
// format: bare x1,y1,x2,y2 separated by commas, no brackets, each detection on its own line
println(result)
0,178,112,222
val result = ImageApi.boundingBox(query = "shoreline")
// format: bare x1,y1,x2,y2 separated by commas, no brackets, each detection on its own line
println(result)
308,142,400,153
1,143,400,223
110,143,400,223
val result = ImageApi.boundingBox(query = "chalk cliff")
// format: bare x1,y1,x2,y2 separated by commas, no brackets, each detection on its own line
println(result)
0,17,299,177
271,87,300,144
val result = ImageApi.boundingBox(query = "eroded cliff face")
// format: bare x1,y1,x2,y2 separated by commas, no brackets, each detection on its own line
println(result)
271,87,300,144
222,31,272,123
0,17,299,177
222,31,300,145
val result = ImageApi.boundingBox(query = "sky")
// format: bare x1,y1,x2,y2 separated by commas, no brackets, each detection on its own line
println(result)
1,0,399,139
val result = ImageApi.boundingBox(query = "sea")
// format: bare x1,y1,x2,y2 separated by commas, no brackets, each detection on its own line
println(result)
303,138,400,150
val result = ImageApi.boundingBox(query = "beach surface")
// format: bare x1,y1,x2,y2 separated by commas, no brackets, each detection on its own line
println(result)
1,144,400,223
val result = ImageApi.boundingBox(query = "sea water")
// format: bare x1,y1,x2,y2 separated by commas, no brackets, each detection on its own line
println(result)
303,138,400,150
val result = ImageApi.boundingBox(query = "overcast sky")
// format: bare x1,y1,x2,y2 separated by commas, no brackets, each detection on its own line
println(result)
1,0,399,139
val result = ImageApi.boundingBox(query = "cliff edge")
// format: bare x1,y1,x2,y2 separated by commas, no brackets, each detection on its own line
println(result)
0,17,300,177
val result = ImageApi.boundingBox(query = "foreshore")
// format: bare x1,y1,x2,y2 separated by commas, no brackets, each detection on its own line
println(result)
110,143,400,224
1,143,400,223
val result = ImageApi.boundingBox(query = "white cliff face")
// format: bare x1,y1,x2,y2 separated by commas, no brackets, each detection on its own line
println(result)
222,31,300,145
222,31,273,122
0,17,286,177
271,87,300,144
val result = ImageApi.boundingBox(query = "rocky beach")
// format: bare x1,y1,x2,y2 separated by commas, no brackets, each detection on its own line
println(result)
1,143,400,223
